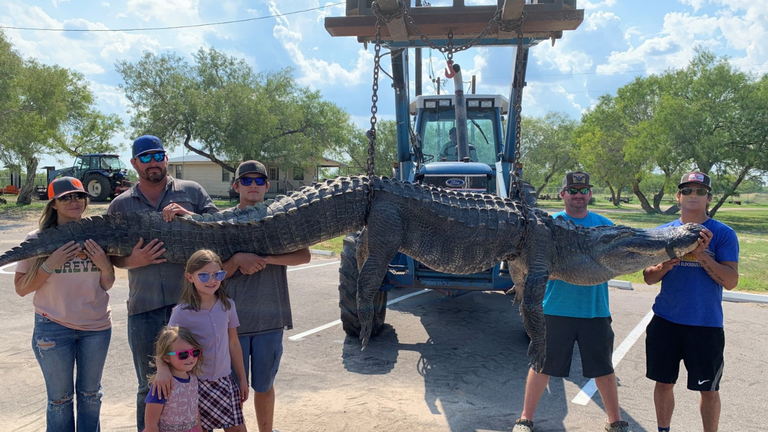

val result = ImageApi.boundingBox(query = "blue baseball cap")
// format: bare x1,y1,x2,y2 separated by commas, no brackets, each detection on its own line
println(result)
132,135,165,158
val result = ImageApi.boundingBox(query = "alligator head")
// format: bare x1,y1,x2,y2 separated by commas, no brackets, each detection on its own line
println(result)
550,222,705,285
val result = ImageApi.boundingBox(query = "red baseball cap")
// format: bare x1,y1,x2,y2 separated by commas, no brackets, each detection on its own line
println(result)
48,177,86,200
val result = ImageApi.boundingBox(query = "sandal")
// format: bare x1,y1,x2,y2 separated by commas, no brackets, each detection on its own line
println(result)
512,418,534,432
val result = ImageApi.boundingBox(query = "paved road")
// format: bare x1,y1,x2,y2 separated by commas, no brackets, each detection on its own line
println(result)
1,224,767,431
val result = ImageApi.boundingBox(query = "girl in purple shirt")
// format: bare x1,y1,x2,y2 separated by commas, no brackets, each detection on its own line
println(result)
144,326,204,432
162,250,248,432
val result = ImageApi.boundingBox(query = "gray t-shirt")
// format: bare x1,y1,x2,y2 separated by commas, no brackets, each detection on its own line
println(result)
226,266,293,336
107,176,217,316
223,206,293,335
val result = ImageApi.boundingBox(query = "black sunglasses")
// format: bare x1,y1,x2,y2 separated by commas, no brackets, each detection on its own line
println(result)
167,348,202,360
566,187,590,195
196,270,227,283
137,152,166,163
680,187,709,196
57,192,88,203
239,177,267,186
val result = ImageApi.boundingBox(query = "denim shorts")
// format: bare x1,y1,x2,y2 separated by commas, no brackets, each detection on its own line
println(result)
234,330,284,393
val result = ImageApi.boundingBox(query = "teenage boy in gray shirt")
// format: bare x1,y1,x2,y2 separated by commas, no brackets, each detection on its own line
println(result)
223,160,311,432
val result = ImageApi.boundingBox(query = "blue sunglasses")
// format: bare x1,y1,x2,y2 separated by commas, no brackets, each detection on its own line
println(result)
137,152,166,163
239,177,267,186
196,270,227,283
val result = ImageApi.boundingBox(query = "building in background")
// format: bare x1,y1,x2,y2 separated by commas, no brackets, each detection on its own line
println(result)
168,155,348,199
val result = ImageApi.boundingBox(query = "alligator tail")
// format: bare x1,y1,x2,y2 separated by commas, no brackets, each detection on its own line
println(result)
0,176,371,267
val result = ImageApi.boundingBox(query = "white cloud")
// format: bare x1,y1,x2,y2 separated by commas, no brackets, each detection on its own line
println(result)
596,7,768,76
533,41,594,74
581,0,617,10
51,0,70,7
125,0,199,22
101,2,110,7
268,1,372,87
584,10,620,32
678,0,705,12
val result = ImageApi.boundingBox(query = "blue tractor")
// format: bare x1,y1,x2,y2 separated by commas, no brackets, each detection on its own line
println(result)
37,154,132,202
326,0,583,337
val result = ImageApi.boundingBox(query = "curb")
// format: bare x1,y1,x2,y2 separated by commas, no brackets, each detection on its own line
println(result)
310,249,335,257
723,291,768,304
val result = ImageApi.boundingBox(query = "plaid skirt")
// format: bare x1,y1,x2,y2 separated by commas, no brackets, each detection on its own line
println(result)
198,375,244,430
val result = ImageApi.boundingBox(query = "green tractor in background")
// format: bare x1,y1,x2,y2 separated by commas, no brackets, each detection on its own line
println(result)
37,154,132,202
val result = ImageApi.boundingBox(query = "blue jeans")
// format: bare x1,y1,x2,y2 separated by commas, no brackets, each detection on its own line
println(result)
32,314,112,432
127,305,174,432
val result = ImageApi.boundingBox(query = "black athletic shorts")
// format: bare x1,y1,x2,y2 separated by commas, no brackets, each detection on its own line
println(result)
540,315,615,378
645,314,725,391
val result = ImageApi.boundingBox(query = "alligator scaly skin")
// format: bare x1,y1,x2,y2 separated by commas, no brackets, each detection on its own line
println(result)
0,175,704,371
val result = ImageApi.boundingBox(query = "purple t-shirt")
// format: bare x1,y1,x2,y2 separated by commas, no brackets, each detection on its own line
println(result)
169,299,240,381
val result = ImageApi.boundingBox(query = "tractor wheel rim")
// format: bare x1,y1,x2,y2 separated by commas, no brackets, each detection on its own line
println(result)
89,181,101,196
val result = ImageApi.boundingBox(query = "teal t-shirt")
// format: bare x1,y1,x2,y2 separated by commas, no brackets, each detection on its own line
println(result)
543,211,614,318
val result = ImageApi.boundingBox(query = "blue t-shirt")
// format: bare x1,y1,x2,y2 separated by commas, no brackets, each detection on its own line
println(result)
543,211,614,318
652,218,739,328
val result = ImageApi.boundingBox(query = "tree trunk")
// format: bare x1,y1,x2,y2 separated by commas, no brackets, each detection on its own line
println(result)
662,203,679,215
17,157,39,205
632,179,656,213
710,165,751,218
606,183,619,207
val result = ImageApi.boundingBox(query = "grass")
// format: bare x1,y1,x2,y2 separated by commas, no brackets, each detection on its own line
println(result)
3,195,764,293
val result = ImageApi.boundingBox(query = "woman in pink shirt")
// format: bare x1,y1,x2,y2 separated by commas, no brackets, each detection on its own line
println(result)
14,177,115,432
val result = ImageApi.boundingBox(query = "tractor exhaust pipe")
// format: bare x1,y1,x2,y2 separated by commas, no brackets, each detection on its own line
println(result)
451,63,471,162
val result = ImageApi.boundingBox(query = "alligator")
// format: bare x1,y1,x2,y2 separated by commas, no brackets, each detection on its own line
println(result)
0,176,704,371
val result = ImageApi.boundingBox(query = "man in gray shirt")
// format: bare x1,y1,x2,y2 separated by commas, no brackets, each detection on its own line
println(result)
223,160,311,432
108,135,217,431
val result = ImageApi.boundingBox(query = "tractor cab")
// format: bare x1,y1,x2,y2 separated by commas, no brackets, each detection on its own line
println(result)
411,94,508,194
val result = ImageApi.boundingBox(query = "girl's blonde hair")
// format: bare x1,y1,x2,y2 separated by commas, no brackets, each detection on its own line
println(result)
179,249,231,311
19,195,89,288
148,326,204,384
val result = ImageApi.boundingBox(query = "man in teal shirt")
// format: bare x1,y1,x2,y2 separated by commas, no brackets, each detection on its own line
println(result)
513,171,630,432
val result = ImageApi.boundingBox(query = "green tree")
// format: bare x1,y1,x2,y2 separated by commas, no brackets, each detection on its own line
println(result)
116,48,356,174
518,112,578,195
574,95,635,206
653,49,768,217
329,120,399,177
0,31,123,204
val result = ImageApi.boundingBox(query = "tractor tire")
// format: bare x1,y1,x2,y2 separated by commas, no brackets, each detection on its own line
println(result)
85,174,111,202
339,233,388,338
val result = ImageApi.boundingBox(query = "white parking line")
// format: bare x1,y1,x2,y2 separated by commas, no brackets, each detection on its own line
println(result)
0,263,17,275
287,260,340,272
288,289,430,341
571,310,654,405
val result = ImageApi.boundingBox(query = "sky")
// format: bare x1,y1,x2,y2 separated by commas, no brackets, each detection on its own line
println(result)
1,0,767,169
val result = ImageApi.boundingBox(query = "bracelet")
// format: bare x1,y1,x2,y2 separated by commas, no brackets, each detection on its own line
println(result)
40,262,54,274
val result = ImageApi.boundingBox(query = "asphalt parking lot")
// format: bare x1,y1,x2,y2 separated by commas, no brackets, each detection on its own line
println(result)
1,222,767,432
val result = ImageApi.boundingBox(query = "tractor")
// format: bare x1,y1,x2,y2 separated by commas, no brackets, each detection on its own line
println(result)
325,0,584,337
36,154,132,202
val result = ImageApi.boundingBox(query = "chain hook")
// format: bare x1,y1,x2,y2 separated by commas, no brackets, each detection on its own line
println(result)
444,59,455,78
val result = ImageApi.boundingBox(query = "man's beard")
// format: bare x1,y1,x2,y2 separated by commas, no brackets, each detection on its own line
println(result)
144,167,167,183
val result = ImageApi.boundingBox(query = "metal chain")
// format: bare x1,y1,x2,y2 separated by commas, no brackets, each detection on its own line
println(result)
364,3,385,218
512,23,525,171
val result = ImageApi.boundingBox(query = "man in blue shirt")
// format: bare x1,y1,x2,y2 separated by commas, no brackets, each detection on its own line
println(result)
643,171,739,432
514,171,630,432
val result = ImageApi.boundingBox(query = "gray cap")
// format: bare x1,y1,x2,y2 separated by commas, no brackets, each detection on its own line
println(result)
235,160,267,180
561,171,592,190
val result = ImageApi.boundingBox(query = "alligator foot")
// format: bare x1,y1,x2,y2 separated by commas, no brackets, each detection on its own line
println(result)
527,338,546,373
